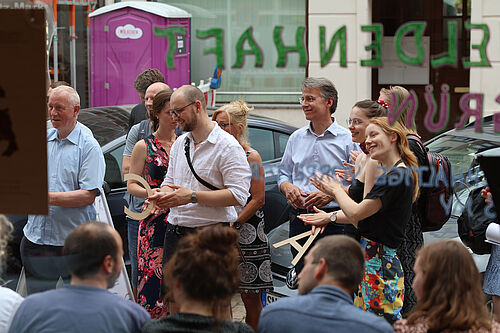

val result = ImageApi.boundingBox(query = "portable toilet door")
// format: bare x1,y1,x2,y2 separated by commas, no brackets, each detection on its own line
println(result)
89,1,191,107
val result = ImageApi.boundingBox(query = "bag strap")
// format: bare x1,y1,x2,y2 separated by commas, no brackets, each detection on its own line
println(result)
407,134,427,154
184,137,220,191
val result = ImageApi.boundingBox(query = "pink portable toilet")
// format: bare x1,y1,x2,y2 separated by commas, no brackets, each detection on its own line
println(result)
89,1,191,107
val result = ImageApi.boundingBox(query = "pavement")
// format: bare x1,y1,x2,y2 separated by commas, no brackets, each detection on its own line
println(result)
231,294,246,322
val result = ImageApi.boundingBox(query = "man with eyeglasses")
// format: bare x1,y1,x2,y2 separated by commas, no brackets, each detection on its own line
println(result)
278,77,359,288
147,85,251,309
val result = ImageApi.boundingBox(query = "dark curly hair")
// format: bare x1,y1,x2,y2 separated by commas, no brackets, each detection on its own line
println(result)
134,69,165,95
164,224,239,318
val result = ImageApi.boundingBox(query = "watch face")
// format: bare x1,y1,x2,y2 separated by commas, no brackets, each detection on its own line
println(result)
330,212,336,222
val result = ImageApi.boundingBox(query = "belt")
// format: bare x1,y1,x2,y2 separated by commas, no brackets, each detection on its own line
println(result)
168,224,196,236
293,207,340,215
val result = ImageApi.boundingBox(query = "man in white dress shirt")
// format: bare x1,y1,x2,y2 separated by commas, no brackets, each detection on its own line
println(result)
148,85,251,262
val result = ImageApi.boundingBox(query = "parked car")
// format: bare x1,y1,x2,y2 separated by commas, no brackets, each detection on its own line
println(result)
263,115,500,305
3,104,298,290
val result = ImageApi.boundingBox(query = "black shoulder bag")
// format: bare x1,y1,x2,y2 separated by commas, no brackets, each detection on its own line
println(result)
184,137,220,190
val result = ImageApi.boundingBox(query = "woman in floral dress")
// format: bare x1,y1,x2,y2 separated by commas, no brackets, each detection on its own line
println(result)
127,89,177,318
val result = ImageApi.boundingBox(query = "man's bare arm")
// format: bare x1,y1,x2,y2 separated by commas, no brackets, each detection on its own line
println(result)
49,189,98,207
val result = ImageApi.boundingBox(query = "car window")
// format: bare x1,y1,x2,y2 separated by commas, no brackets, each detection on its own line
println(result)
275,131,290,159
248,127,274,162
426,135,500,216
104,143,125,190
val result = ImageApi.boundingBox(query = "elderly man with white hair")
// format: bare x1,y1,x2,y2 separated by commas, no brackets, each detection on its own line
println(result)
20,86,105,294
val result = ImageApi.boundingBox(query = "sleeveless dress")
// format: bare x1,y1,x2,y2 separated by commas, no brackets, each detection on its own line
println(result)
237,150,274,294
137,135,171,318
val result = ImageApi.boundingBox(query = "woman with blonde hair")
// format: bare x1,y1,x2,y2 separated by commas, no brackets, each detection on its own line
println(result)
379,85,427,314
393,240,500,332
299,117,419,323
212,101,273,331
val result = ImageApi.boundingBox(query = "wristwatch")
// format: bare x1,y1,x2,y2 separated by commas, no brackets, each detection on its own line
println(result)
329,211,338,223
190,191,197,203
233,222,242,230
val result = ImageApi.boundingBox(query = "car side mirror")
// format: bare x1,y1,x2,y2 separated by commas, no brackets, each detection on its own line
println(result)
102,181,111,196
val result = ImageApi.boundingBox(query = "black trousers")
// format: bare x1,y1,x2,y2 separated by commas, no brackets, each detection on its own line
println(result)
20,237,71,295
289,208,359,273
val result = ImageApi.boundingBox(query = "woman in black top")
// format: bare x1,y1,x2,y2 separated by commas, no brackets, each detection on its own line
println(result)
299,117,419,324
379,85,428,315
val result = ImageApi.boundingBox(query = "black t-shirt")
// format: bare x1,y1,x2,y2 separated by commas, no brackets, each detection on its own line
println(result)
141,313,253,333
357,167,414,249
128,103,147,131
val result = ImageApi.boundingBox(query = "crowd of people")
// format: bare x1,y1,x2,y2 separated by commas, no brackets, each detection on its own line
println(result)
0,71,498,333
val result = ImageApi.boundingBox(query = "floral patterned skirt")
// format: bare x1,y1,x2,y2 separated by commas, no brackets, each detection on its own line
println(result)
354,237,404,324
137,211,168,318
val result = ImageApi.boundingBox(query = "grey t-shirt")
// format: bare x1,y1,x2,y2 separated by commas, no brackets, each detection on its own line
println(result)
124,121,153,214
8,285,150,333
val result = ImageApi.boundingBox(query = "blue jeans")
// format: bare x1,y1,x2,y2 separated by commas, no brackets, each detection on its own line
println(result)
127,217,139,288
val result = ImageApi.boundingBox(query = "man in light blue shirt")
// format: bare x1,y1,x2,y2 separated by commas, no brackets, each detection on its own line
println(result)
278,77,359,279
258,236,394,333
21,86,105,294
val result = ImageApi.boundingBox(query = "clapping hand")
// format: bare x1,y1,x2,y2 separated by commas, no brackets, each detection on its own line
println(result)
310,173,343,198
297,206,329,234
334,162,355,182
481,186,493,205
350,150,361,163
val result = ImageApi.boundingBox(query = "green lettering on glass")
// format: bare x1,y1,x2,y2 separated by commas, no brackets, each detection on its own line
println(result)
196,28,224,69
360,24,383,67
319,25,346,67
463,22,490,68
274,26,307,68
232,27,263,68
153,26,187,70
395,22,426,66
431,21,457,67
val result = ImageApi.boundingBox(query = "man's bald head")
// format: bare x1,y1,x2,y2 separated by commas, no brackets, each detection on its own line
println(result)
145,82,170,113
172,85,207,111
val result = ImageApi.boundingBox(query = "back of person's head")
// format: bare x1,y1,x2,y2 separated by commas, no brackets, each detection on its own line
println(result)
212,100,253,145
368,117,419,202
50,85,80,107
353,99,388,118
408,240,492,331
151,89,173,131
50,81,70,89
134,69,165,95
63,222,119,279
379,85,417,132
176,85,207,110
0,215,13,274
165,224,239,317
312,235,364,293
301,77,338,114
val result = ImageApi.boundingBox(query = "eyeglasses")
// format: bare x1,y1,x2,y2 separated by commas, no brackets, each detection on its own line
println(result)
217,122,230,130
169,101,195,117
346,119,364,126
298,96,318,105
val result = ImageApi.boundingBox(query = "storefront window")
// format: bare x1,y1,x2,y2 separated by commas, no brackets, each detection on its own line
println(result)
166,0,306,103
